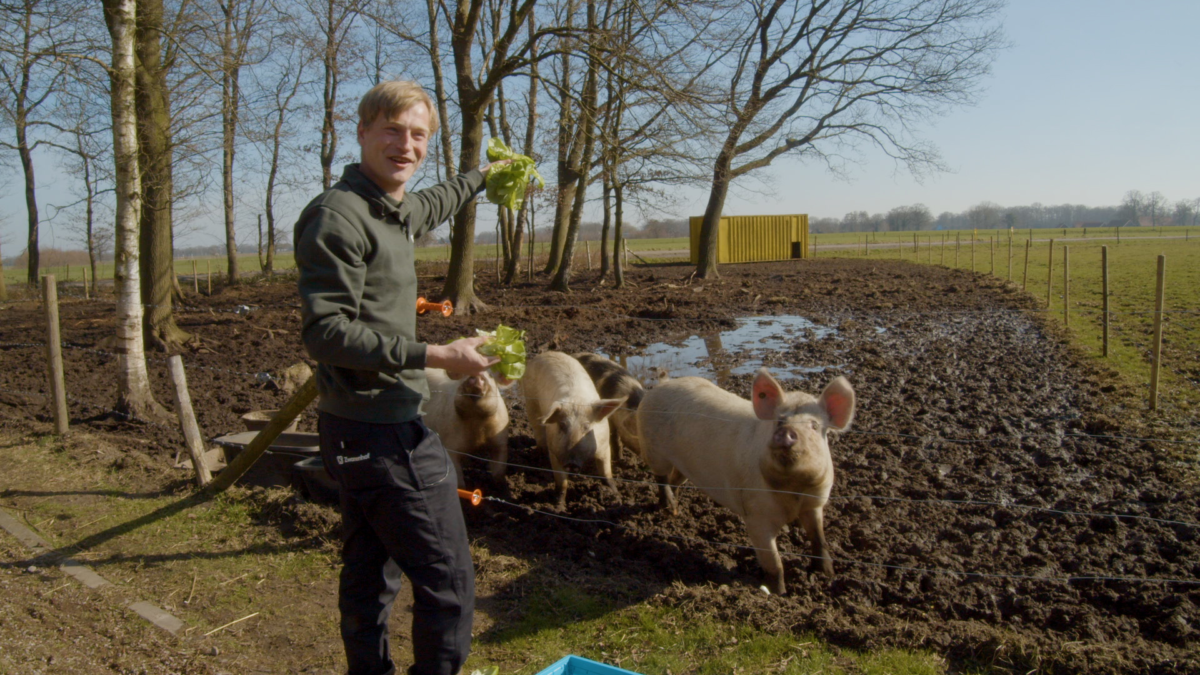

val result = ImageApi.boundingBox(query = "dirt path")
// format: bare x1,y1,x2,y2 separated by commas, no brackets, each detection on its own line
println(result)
1,258,1197,674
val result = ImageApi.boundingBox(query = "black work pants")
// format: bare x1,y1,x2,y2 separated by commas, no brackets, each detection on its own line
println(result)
318,412,474,675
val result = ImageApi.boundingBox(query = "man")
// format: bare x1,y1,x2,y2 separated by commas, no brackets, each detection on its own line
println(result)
295,80,503,675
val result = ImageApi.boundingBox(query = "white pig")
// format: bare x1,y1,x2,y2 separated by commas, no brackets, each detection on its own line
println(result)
424,367,511,489
522,351,627,508
636,369,855,594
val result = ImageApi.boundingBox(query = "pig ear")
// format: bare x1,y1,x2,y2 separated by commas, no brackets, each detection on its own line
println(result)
819,376,855,431
539,403,564,426
751,368,785,421
591,397,627,423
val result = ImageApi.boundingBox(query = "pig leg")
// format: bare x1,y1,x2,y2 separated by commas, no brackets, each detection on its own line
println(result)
608,420,625,468
597,447,621,501
654,468,686,514
488,432,509,484
547,448,569,509
747,521,787,595
797,507,834,578
654,477,677,514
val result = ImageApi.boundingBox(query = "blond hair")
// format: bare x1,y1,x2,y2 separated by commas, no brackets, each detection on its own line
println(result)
357,81,439,134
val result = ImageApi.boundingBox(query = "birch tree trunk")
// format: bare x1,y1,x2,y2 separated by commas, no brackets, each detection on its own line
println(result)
103,0,166,421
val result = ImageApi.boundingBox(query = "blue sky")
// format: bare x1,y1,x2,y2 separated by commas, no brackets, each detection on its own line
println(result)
2,0,1197,252
723,0,1199,219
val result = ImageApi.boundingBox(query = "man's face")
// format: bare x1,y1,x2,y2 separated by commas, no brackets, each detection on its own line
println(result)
357,104,431,200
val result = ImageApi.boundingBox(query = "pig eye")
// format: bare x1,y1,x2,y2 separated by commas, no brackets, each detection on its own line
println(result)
810,420,820,431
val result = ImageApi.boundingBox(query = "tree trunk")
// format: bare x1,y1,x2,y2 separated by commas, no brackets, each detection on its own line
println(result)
441,101,487,311
549,0,599,292
17,128,39,287
0,240,7,301
103,0,167,421
598,169,611,280
257,213,265,271
319,0,339,189
426,0,454,181
83,153,98,297
613,181,624,288
696,142,736,279
222,1,241,285
136,0,191,348
542,34,577,276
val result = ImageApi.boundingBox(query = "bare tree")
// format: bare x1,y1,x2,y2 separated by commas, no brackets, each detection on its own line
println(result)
694,0,1004,278
886,203,932,231
0,0,81,286
1146,191,1168,228
442,0,568,311
0,235,8,300
135,0,196,347
297,0,365,190
102,0,167,420
967,201,1001,230
1118,189,1144,225
1174,199,1197,228
50,93,112,297
246,21,312,276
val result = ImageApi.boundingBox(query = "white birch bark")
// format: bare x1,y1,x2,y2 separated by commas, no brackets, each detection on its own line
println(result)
104,0,161,418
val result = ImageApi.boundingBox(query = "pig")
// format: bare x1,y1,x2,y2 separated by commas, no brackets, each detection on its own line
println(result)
424,367,511,489
636,369,855,594
572,353,645,461
522,351,627,508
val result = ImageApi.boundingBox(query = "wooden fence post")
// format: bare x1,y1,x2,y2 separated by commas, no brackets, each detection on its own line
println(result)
1063,246,1070,326
1007,235,1013,281
192,260,198,294
955,233,960,267
1023,239,1030,290
206,259,212,294
83,266,90,300
990,237,995,275
585,240,592,270
1046,239,1054,307
1149,255,1166,411
1102,246,1109,357
970,238,975,272
43,275,69,436
167,355,212,487
940,235,945,265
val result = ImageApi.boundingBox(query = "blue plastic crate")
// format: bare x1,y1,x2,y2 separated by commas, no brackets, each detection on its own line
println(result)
535,655,641,675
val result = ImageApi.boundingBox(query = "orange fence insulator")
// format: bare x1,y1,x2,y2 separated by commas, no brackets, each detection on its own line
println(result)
457,488,483,506
417,296,453,317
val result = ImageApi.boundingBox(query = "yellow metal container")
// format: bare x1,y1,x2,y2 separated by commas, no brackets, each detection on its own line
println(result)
689,214,810,264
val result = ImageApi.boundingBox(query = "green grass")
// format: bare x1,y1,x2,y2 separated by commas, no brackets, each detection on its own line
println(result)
470,583,952,674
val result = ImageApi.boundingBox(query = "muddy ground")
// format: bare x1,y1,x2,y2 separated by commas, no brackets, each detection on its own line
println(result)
1,258,1198,674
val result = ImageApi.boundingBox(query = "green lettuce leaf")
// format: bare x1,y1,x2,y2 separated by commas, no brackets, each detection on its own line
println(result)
475,323,527,380
485,138,544,211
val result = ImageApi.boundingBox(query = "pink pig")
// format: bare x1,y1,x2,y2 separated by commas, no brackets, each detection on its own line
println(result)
636,368,855,594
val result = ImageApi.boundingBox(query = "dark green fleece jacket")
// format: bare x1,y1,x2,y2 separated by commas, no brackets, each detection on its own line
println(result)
295,164,486,423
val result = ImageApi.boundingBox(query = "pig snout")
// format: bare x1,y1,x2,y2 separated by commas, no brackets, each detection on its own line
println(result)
564,430,598,472
460,374,488,396
771,425,799,449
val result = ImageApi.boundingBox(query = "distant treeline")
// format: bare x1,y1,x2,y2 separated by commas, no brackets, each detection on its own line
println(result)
809,193,1199,234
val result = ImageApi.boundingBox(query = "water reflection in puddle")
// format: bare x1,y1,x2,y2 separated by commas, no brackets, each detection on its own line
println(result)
602,315,846,388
